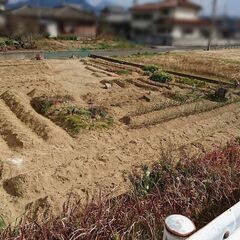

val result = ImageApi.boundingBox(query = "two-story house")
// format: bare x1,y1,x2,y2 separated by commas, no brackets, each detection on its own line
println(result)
131,0,209,45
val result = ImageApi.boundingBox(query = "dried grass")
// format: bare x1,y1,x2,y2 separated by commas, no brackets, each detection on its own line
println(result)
1,142,240,239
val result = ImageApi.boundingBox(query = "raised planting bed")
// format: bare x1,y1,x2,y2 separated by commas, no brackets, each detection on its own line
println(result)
31,95,114,135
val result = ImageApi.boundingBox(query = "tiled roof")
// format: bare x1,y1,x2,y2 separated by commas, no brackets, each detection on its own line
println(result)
9,4,95,21
132,0,201,12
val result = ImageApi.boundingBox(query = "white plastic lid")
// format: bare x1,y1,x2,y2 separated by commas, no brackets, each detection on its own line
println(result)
165,214,196,237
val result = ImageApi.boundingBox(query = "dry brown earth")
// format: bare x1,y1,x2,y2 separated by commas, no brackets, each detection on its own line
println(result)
0,56,240,223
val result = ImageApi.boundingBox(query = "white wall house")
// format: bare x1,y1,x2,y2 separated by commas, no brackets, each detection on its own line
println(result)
131,0,209,45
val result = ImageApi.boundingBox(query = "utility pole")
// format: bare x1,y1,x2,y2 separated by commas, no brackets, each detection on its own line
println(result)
207,0,217,51
133,0,138,6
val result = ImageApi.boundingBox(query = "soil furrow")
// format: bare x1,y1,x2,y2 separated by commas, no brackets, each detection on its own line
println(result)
130,100,229,128
0,100,42,149
1,91,72,147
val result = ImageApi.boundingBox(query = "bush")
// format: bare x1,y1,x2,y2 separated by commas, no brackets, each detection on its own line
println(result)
149,70,173,83
143,65,159,74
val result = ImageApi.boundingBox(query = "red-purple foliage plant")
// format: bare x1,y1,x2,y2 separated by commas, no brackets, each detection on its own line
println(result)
1,142,240,240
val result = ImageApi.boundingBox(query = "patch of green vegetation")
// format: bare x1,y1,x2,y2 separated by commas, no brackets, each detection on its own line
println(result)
0,217,5,231
130,51,159,57
32,96,114,135
171,93,190,102
115,69,130,75
143,65,159,74
96,42,111,50
0,35,37,50
149,70,173,83
165,90,203,103
31,95,74,115
95,40,140,50
179,77,206,88
56,106,114,134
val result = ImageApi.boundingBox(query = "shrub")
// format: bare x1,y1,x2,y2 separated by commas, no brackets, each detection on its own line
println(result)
143,65,159,74
149,70,173,83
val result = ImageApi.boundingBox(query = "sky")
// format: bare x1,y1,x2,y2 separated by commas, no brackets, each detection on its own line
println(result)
8,0,240,17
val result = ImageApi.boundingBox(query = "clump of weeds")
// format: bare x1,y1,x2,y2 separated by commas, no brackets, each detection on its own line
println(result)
149,70,173,83
178,77,206,88
115,69,130,75
143,65,159,75
31,96,113,135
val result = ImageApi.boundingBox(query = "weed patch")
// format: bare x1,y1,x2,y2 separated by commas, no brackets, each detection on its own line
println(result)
178,77,206,88
164,90,203,103
149,71,173,83
31,96,113,135
0,217,5,231
115,69,130,75
143,65,159,75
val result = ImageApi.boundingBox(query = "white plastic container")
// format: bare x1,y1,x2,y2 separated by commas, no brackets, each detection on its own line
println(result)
163,215,196,240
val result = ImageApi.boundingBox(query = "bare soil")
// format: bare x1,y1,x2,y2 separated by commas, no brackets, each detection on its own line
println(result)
0,56,240,223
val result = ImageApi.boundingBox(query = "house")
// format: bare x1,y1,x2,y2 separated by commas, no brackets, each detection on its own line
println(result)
216,17,240,40
131,0,210,45
100,5,131,38
7,4,97,38
0,0,7,34
0,0,6,10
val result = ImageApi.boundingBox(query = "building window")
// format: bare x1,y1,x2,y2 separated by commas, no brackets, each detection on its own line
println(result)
158,27,172,34
133,13,152,20
183,28,193,34
162,9,170,16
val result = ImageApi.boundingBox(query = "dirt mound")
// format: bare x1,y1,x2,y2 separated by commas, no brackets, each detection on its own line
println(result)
3,173,45,198
1,90,72,147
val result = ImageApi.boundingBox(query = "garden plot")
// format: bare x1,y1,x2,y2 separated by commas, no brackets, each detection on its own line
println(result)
0,57,240,225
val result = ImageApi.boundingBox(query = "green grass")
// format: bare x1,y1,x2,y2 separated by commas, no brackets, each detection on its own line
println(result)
57,108,114,135
115,69,130,75
178,77,206,88
165,90,203,103
130,52,159,57
0,217,5,231
149,70,173,83
143,65,159,75
95,40,140,50
31,96,114,135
